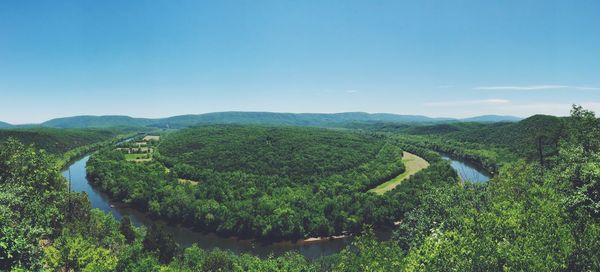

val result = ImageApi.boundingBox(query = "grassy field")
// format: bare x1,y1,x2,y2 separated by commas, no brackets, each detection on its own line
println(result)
369,151,430,195
178,178,199,186
125,153,152,162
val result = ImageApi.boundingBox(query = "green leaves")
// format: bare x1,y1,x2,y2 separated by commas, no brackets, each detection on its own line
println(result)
43,235,118,272
0,139,68,270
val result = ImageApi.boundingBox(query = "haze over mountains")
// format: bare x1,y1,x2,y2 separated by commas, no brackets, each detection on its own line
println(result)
0,112,522,129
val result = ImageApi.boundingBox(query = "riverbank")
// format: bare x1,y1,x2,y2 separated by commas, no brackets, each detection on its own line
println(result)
57,133,139,169
62,155,355,259
63,144,488,259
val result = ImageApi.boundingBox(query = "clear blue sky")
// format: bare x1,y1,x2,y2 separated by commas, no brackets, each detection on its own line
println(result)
1,0,599,124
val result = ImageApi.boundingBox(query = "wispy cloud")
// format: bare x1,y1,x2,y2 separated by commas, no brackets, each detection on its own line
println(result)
475,85,600,91
424,99,510,107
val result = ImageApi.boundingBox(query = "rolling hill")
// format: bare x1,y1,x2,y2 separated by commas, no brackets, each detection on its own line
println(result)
36,112,521,129
0,128,119,154
459,115,522,123
0,121,13,128
41,115,155,128
408,115,565,160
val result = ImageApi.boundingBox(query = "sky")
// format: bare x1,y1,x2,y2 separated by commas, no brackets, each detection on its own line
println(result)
1,0,599,124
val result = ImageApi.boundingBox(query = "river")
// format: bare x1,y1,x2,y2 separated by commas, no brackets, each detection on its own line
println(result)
61,152,488,259
441,154,491,182
62,155,351,259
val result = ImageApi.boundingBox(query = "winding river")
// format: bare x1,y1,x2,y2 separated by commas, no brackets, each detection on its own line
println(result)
61,151,489,259
62,155,352,259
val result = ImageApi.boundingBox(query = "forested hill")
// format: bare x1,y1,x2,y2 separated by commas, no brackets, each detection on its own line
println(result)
441,115,564,152
88,125,413,240
40,112,449,128
0,128,119,154
158,125,388,179
154,112,454,127
347,115,565,161
32,112,520,128
0,121,12,128
458,114,522,123
41,115,155,128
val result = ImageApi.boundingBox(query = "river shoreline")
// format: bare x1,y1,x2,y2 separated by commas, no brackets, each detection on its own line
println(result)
62,144,489,259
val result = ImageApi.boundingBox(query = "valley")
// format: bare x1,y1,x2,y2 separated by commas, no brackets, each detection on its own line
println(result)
3,2,597,270
2,107,598,271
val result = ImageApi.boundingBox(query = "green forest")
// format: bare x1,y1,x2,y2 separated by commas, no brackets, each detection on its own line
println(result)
1,106,600,271
87,125,413,239
0,128,120,155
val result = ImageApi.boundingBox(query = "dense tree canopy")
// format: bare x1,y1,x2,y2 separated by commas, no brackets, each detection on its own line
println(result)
159,125,392,179
0,128,119,155
87,126,418,239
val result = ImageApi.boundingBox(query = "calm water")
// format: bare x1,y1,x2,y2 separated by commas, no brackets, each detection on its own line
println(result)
441,154,491,182
61,152,487,259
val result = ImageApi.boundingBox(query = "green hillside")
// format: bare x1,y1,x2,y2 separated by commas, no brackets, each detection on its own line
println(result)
35,112,520,129
0,128,119,154
159,125,387,179
41,115,155,128
349,115,564,163
414,115,565,162
0,121,12,128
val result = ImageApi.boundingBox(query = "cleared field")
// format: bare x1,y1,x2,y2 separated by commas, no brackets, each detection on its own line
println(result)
178,178,199,185
143,135,160,141
125,153,152,162
369,151,429,195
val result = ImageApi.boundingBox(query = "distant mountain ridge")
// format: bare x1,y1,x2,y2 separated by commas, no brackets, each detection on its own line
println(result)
459,115,522,123
41,115,155,128
1,112,522,129
0,121,12,128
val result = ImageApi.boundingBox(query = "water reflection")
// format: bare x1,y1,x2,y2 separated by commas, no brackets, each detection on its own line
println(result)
441,155,491,182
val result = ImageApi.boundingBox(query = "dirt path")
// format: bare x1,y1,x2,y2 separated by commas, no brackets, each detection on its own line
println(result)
368,151,429,195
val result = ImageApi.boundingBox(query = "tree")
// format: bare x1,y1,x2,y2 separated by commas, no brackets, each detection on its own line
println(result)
143,223,178,264
43,235,118,272
120,216,136,244
202,249,236,272
0,139,67,270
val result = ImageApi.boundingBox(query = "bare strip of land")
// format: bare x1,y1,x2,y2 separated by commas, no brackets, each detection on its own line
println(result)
178,178,199,186
368,151,429,195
